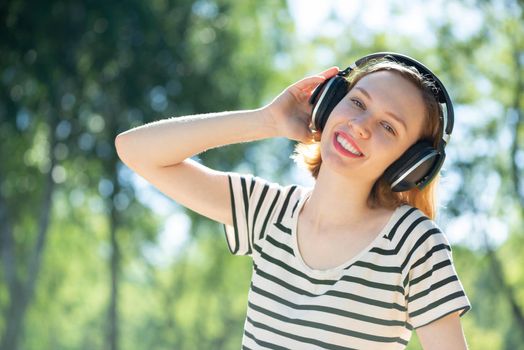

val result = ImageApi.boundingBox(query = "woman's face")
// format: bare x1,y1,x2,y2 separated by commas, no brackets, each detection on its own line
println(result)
320,70,427,185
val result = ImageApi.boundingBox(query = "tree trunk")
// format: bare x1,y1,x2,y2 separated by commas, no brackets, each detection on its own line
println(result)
107,116,122,350
108,204,120,350
0,114,57,350
0,284,27,350
506,39,524,343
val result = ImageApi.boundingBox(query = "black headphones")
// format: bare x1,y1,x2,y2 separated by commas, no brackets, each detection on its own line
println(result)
308,52,454,192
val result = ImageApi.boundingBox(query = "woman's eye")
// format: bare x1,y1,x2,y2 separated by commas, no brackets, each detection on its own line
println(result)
351,98,364,109
381,122,396,135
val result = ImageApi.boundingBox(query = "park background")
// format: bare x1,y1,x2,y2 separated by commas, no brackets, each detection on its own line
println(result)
1,0,524,349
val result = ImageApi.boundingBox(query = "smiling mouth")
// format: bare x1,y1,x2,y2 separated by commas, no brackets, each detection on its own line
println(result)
334,132,364,157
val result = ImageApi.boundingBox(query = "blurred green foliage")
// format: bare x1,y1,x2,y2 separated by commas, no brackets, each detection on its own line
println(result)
0,0,523,349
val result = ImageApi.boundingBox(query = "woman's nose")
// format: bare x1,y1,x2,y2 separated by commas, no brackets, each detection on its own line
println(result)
349,116,371,139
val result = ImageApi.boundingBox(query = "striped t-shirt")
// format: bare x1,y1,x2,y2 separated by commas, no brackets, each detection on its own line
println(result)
223,172,471,350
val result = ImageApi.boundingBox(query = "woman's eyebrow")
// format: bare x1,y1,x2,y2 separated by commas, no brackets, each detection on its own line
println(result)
354,87,407,132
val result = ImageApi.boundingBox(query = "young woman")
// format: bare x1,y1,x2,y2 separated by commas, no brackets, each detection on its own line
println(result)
115,53,471,349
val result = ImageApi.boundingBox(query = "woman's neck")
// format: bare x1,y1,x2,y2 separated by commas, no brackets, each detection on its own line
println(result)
301,165,379,231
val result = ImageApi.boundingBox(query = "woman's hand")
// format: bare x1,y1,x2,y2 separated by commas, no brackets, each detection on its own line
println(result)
263,67,340,143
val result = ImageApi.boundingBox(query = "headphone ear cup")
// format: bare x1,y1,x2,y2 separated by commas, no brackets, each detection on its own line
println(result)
383,141,440,192
310,76,349,131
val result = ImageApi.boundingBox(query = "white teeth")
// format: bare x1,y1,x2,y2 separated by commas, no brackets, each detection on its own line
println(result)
336,135,362,156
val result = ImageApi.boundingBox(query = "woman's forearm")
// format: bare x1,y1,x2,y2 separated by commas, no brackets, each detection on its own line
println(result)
115,108,279,169
114,68,338,170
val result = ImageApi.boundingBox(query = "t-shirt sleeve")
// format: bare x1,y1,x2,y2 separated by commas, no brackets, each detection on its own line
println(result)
222,172,283,256
405,223,471,329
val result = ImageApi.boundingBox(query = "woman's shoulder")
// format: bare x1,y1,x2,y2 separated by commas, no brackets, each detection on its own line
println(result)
396,204,441,227
226,171,312,201
387,204,447,242
393,204,453,256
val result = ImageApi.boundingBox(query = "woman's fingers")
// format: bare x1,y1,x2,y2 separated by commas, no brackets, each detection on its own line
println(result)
268,66,341,141
292,75,325,91
292,66,340,93
317,66,340,79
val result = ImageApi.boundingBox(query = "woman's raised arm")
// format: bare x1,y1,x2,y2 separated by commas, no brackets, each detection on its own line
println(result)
114,67,337,225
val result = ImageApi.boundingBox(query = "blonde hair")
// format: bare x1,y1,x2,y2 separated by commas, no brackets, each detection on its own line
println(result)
292,59,443,219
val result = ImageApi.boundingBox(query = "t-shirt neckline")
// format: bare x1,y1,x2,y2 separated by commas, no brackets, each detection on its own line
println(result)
291,189,406,278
